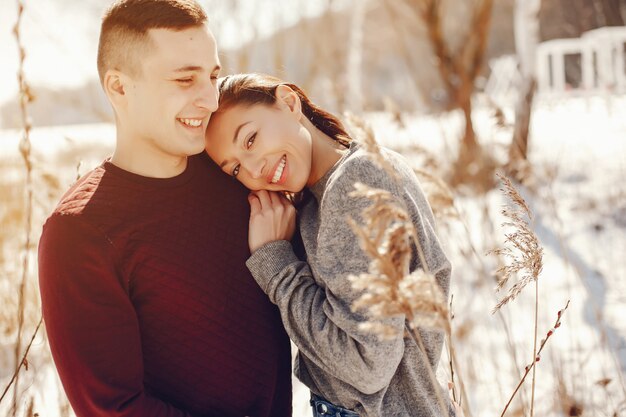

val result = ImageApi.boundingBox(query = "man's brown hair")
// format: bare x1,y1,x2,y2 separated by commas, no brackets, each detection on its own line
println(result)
97,0,207,83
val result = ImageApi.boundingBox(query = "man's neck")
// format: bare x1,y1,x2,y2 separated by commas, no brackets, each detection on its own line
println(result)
111,129,188,179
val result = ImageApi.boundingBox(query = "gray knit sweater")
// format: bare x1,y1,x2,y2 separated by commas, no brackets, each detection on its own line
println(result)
246,141,454,417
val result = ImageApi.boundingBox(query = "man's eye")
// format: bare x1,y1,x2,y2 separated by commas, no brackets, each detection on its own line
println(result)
246,133,256,149
232,165,240,177
176,78,193,84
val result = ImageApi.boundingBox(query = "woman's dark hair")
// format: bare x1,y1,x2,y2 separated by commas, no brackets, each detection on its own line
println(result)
215,73,351,205
216,73,351,148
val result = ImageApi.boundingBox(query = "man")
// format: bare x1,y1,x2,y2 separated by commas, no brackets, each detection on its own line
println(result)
37,1,292,416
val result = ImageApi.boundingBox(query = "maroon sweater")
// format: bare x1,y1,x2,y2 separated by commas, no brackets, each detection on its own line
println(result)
38,153,292,417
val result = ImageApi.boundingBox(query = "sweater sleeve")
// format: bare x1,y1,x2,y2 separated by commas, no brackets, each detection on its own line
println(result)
38,214,198,417
246,159,411,395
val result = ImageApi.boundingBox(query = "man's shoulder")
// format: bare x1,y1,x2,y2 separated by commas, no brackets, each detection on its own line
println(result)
48,160,138,229
41,163,115,248
53,163,108,217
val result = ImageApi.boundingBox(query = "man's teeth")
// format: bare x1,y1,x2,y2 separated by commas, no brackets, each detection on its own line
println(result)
271,156,286,184
179,118,202,127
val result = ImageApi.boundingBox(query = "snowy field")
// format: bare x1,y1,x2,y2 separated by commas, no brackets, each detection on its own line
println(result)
0,95,625,416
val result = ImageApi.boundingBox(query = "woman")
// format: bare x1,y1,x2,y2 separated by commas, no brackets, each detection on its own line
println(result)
205,73,454,417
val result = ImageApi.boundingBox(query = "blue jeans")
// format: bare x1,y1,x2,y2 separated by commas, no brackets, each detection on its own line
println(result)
310,394,359,417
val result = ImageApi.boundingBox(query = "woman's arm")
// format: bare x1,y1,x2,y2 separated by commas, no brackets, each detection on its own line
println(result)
246,158,425,394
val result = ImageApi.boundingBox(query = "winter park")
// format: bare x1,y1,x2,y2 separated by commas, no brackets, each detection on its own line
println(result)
0,0,625,416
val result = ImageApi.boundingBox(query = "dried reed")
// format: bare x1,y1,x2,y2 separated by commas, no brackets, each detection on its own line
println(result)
347,183,450,338
344,113,399,181
1,2,41,416
344,116,468,417
347,183,452,417
499,301,570,417
414,168,457,222
489,173,544,417
490,173,543,313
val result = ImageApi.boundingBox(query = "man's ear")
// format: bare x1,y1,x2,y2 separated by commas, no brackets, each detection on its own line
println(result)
275,85,302,119
103,70,128,108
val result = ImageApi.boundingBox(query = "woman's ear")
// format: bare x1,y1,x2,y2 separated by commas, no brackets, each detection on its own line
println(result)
275,84,302,119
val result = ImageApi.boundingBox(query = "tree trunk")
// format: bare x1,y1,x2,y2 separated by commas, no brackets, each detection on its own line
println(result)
507,0,541,181
411,0,495,190
461,94,478,156
347,0,366,114
450,93,487,188
510,77,536,161
599,0,625,26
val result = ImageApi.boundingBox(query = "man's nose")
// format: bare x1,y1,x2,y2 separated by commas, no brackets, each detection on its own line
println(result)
194,80,218,113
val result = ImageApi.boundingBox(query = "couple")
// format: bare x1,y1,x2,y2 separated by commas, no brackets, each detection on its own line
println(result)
37,1,454,416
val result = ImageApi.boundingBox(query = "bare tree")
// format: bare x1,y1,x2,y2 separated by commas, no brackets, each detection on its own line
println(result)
541,0,624,40
596,0,625,26
405,0,495,189
507,0,541,180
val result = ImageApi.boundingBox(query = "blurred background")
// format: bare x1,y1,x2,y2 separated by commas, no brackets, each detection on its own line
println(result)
1,0,625,416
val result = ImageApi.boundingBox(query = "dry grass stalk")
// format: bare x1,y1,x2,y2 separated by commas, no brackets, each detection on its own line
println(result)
347,112,458,223
348,183,450,339
414,168,457,222
3,2,40,415
555,368,584,417
403,143,441,173
489,173,545,417
343,117,469,416
344,113,399,181
0,317,43,404
489,173,543,313
500,301,570,417
347,183,452,417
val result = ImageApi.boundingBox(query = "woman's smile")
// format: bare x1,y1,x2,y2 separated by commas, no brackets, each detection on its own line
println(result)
269,155,288,185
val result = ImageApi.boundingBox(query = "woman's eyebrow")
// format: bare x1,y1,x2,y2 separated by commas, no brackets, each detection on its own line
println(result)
233,121,252,144
219,121,253,169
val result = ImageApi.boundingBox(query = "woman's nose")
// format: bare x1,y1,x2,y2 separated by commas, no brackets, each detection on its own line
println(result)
244,157,266,180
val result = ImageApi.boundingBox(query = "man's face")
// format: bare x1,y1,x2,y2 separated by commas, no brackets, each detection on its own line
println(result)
124,25,220,159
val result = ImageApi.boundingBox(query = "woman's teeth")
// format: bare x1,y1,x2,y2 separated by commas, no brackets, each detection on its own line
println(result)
271,155,286,184
179,118,202,128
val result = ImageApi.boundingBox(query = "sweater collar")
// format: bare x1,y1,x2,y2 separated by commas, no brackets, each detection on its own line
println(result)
102,153,201,188
309,140,360,201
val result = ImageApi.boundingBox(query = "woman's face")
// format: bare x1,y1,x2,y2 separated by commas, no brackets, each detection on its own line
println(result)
205,93,313,192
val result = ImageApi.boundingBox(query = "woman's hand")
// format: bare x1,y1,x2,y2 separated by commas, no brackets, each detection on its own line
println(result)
248,190,296,254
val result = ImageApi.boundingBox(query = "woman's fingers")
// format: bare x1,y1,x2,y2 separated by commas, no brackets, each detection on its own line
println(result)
247,190,297,253
258,190,290,213
254,189,272,211
248,193,261,215
277,192,293,208
268,191,282,208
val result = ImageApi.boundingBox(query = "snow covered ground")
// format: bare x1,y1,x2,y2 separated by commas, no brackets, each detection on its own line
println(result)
372,95,626,416
1,95,625,416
